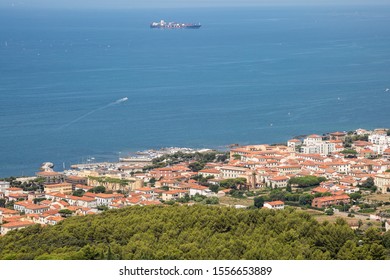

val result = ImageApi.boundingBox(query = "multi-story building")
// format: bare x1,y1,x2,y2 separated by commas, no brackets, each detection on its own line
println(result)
14,201,49,214
0,181,10,193
268,176,289,188
93,193,123,206
198,169,221,178
369,134,390,145
220,166,248,179
287,139,302,150
162,190,188,200
36,171,63,184
303,134,323,146
311,194,350,208
44,183,73,194
329,131,347,141
374,174,390,194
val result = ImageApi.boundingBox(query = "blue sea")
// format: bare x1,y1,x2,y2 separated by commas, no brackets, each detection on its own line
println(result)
1,6,390,177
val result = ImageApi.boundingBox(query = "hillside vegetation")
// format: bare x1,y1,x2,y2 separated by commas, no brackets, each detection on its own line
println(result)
0,205,388,260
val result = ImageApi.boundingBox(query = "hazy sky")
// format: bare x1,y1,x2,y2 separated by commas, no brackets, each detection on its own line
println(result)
0,0,388,9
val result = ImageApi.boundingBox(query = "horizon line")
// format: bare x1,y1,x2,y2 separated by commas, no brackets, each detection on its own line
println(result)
1,3,390,10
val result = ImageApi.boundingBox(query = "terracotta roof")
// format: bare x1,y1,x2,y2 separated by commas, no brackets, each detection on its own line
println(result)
189,185,209,190
1,221,35,228
44,183,72,188
77,196,96,202
313,194,350,202
312,187,330,193
270,176,289,181
25,204,50,210
330,131,346,136
199,169,220,174
46,216,64,222
307,134,322,138
139,200,162,206
135,187,154,192
8,193,28,198
164,190,188,194
36,171,61,176
75,184,94,189
5,187,23,191
266,200,284,206
288,139,302,142
0,207,19,215
66,175,86,180
95,193,124,199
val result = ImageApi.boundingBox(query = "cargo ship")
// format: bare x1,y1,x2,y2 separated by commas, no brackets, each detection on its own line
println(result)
150,20,201,29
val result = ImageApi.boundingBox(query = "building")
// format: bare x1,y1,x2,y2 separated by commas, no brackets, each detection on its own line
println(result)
311,194,350,208
44,183,73,194
1,221,35,235
220,166,248,179
67,196,97,208
374,174,390,194
189,185,213,197
263,201,285,210
277,165,301,175
7,193,28,202
36,171,63,184
330,131,346,141
162,190,188,201
303,134,323,146
134,187,155,195
0,207,20,224
369,134,390,145
4,187,23,197
268,176,289,188
287,139,302,150
65,175,87,186
198,169,221,178
0,181,10,193
383,148,390,160
14,201,50,214
45,216,65,226
87,176,143,192
150,168,175,179
94,193,123,206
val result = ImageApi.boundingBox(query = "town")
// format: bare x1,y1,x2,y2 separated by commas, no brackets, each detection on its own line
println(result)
1,128,390,236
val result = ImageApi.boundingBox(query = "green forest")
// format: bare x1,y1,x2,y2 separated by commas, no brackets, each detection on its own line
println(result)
0,205,389,260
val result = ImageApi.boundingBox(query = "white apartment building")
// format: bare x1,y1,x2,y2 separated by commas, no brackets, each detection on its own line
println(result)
301,141,336,156
220,166,248,179
0,181,10,193
303,134,323,146
369,134,390,145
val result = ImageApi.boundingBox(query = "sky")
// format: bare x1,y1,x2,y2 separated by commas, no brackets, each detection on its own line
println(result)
0,0,388,9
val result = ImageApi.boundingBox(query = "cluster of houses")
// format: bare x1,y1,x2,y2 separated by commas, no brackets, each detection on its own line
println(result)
1,128,390,235
288,129,390,158
0,170,221,235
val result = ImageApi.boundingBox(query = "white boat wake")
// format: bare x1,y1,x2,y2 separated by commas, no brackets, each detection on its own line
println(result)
57,97,128,130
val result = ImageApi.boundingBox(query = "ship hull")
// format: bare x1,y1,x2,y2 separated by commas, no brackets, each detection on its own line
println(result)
150,21,201,29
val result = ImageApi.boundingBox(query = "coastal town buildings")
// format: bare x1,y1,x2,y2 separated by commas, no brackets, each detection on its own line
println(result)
1,127,390,235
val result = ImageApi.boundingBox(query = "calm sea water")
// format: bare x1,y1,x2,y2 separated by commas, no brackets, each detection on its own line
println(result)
1,6,390,177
